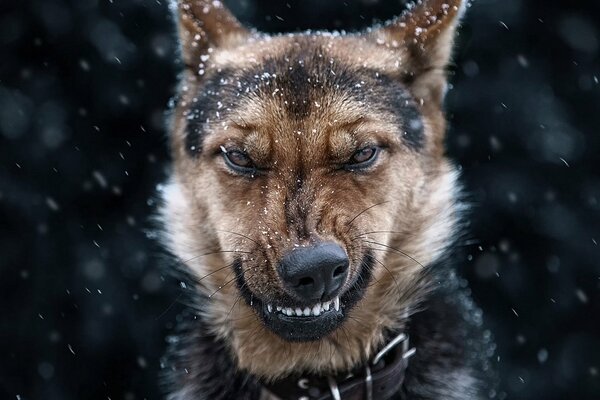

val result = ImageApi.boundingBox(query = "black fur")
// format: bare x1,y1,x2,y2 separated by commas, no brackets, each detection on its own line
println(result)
372,71,424,149
184,67,235,156
402,268,497,399
162,308,262,400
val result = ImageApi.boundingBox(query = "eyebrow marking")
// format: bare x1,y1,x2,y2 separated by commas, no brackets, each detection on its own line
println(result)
183,43,425,157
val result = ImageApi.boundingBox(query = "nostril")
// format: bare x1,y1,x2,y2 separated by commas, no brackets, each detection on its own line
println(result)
297,276,314,287
278,242,348,301
333,265,347,278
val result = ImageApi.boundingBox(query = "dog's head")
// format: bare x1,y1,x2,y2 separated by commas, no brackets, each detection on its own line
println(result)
162,0,465,378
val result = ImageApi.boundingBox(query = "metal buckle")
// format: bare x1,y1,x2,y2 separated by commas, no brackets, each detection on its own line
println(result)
371,333,408,366
403,347,416,360
401,332,417,360
364,364,373,400
327,375,341,400
325,332,417,400
363,332,416,400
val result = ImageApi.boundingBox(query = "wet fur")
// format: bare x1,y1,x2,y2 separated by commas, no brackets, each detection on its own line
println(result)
159,0,497,398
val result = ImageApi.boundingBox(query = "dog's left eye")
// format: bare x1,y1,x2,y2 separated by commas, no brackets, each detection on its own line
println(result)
221,147,256,174
345,146,379,169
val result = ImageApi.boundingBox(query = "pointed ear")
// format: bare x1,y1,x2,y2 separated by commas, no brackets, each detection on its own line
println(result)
371,0,466,104
174,0,249,69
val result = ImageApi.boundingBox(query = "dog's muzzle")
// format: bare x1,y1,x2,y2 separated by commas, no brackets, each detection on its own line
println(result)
234,252,374,342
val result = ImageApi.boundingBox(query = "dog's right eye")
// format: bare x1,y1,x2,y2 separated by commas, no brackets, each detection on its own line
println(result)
220,147,256,174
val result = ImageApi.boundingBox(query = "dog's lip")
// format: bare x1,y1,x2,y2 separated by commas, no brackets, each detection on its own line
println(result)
263,296,341,317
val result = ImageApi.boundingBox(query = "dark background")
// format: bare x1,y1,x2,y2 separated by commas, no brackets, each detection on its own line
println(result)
1,0,599,399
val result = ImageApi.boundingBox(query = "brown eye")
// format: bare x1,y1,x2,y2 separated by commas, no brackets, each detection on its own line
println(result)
227,151,252,167
221,147,256,173
351,147,376,163
345,146,379,170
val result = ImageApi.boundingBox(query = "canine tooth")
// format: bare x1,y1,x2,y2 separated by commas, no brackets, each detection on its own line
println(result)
323,302,330,311
312,304,321,316
267,304,273,313
295,308,303,316
303,307,311,316
334,297,340,311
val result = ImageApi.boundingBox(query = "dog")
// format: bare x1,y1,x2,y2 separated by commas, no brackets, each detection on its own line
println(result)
158,0,497,398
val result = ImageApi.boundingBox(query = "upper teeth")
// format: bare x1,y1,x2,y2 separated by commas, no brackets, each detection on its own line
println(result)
266,297,341,317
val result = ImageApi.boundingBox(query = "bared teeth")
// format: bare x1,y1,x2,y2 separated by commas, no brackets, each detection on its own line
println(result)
312,303,321,316
267,297,341,317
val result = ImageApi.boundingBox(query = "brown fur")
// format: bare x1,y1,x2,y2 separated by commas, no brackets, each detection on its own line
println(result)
162,0,466,381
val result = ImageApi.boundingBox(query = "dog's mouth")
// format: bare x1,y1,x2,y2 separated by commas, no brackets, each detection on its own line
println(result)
234,253,373,342
264,296,341,317
257,293,346,342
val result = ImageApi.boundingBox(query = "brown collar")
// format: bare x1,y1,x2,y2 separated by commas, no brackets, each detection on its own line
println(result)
260,333,416,400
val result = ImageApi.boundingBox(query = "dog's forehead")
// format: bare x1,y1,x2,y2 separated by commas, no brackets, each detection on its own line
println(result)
184,34,425,156
213,35,393,118
212,33,399,72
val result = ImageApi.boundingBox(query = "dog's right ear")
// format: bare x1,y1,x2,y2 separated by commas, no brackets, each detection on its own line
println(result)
368,0,466,105
174,0,249,70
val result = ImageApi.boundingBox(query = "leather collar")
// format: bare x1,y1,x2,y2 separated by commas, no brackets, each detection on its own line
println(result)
260,332,416,400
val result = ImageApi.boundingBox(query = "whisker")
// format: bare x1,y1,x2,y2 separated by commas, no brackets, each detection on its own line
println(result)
189,260,237,285
157,259,239,319
226,293,245,319
209,268,260,300
208,274,240,299
173,249,251,271
225,269,261,319
227,312,257,322
216,229,260,246
351,230,406,239
370,256,401,292
345,201,390,232
361,240,425,269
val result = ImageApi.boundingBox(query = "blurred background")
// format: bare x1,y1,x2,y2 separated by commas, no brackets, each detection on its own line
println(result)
1,0,599,399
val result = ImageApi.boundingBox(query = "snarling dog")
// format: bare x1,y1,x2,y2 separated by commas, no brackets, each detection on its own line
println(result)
159,0,497,398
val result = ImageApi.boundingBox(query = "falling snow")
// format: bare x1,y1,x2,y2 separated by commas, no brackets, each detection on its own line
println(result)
0,1,598,400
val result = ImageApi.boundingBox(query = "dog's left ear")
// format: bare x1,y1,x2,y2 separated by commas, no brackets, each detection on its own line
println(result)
369,0,466,105
174,0,249,70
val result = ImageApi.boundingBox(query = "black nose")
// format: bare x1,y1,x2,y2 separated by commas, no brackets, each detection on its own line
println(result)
277,242,349,302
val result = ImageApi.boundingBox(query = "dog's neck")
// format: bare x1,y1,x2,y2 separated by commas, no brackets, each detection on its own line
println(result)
260,331,415,400
163,262,495,400
163,305,415,400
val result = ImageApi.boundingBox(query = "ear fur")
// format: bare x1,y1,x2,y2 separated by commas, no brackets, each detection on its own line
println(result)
174,0,249,69
370,0,467,104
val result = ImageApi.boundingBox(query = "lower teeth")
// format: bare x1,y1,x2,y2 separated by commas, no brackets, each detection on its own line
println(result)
266,297,340,317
